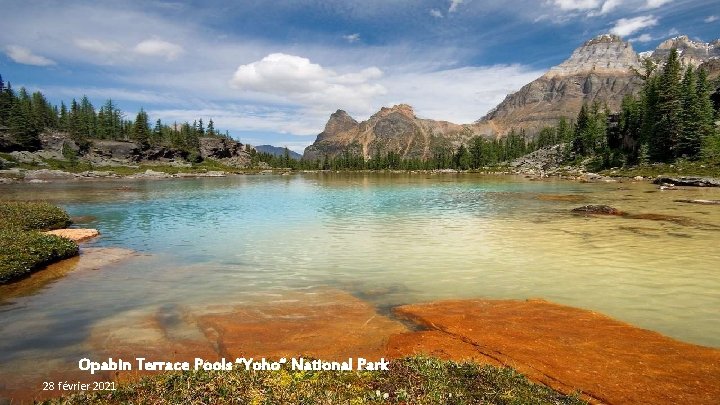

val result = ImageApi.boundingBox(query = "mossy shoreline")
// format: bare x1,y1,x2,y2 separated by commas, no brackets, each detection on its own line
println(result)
0,201,79,284
41,356,586,405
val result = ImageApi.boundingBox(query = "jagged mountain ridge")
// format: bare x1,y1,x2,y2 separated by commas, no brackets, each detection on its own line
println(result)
652,35,720,67
303,33,719,160
303,104,481,161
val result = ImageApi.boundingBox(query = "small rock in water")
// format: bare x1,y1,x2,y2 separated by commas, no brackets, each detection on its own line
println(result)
674,199,720,205
571,205,624,216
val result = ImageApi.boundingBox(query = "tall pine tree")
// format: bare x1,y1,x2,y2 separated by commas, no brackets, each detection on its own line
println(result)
131,108,150,147
678,66,702,158
651,48,683,162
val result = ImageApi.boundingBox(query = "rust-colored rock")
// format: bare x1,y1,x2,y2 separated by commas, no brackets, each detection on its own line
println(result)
87,289,408,366
393,299,720,405
196,289,408,361
387,330,500,366
43,228,99,242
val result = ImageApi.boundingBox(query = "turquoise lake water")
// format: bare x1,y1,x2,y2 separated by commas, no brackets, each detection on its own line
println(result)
1,173,719,391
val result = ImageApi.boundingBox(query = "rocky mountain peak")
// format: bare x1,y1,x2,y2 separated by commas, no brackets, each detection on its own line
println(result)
585,33,624,45
652,36,720,67
657,35,697,50
544,34,640,78
372,104,416,120
316,109,359,142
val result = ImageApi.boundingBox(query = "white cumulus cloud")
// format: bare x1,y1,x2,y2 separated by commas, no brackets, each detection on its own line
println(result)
5,45,56,66
230,53,386,114
430,9,444,18
705,15,718,23
610,15,658,36
133,39,183,60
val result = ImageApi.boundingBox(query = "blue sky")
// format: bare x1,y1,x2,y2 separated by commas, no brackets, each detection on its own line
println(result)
1,0,718,153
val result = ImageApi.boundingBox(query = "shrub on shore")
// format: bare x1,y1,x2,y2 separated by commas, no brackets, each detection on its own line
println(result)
0,229,78,283
45,356,586,404
0,201,77,283
0,201,71,231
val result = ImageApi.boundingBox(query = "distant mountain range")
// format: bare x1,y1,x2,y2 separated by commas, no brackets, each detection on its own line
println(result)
303,34,720,161
255,144,302,159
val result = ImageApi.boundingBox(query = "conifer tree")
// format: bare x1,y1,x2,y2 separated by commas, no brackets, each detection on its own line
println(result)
207,119,215,137
696,68,717,139
8,88,40,149
152,119,163,145
652,48,683,161
572,104,590,156
678,66,702,158
59,101,68,132
131,108,150,147
0,75,13,127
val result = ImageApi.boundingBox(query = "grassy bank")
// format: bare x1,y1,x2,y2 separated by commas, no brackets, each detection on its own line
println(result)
44,356,585,404
0,201,78,284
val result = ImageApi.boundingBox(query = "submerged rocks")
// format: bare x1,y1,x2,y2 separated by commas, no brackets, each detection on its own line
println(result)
392,299,720,405
653,176,720,187
88,289,407,366
571,204,624,216
571,204,699,226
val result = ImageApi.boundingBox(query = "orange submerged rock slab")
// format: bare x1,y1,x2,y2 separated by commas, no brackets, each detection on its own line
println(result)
392,299,720,405
196,289,408,361
88,289,408,365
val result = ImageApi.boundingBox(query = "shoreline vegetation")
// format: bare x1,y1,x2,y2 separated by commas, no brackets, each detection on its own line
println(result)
42,356,587,405
0,201,79,283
